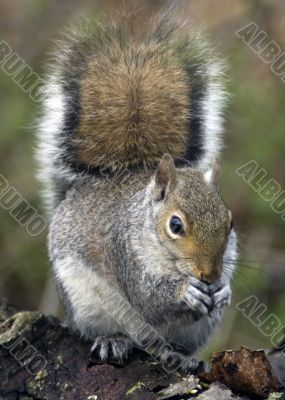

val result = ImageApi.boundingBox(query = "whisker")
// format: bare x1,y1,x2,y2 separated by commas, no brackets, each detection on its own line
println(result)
229,269,255,290
166,256,266,270
230,264,267,274
224,258,285,266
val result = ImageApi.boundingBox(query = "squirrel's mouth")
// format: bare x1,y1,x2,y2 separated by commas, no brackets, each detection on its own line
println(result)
169,257,222,284
190,264,222,284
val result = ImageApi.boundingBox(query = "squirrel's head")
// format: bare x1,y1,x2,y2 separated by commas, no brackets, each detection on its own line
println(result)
147,154,234,284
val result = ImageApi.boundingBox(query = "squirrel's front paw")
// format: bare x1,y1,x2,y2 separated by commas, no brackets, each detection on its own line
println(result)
88,335,133,367
183,277,212,316
210,281,232,309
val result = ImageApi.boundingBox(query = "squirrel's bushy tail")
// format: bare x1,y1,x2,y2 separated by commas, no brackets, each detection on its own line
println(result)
37,10,227,213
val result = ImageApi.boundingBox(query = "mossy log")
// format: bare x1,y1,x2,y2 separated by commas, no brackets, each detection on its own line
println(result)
0,299,283,400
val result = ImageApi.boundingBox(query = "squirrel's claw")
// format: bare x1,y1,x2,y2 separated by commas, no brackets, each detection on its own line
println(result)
183,278,212,316
183,277,231,316
88,335,133,368
179,357,209,375
211,283,232,309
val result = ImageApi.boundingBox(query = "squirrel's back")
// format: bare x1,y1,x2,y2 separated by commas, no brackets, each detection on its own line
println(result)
37,10,226,213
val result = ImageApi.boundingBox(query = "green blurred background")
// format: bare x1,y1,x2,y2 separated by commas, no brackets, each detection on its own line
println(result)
0,0,284,358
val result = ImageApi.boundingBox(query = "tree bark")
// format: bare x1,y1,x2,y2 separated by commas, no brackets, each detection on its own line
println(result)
0,299,283,400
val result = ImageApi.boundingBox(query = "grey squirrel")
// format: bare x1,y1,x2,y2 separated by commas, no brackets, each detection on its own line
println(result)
37,10,237,373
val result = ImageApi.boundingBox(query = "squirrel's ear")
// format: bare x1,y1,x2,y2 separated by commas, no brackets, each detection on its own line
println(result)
153,154,176,201
204,158,221,187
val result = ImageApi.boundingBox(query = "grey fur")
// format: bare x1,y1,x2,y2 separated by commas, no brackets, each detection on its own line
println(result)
49,167,237,372
39,12,236,373
36,12,227,214
90,335,133,365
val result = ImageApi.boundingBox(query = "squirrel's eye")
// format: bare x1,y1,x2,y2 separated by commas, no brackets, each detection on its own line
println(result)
169,216,184,236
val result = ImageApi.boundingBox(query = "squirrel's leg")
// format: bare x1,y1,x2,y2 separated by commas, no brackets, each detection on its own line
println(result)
157,345,209,374
130,275,225,374
89,334,133,366
180,357,209,374
138,274,213,319
52,256,134,366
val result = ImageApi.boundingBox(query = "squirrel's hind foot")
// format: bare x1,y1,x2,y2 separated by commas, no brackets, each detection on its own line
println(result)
179,358,209,375
88,335,133,367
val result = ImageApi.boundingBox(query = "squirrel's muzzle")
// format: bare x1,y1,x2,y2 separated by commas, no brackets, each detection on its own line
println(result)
191,258,222,284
